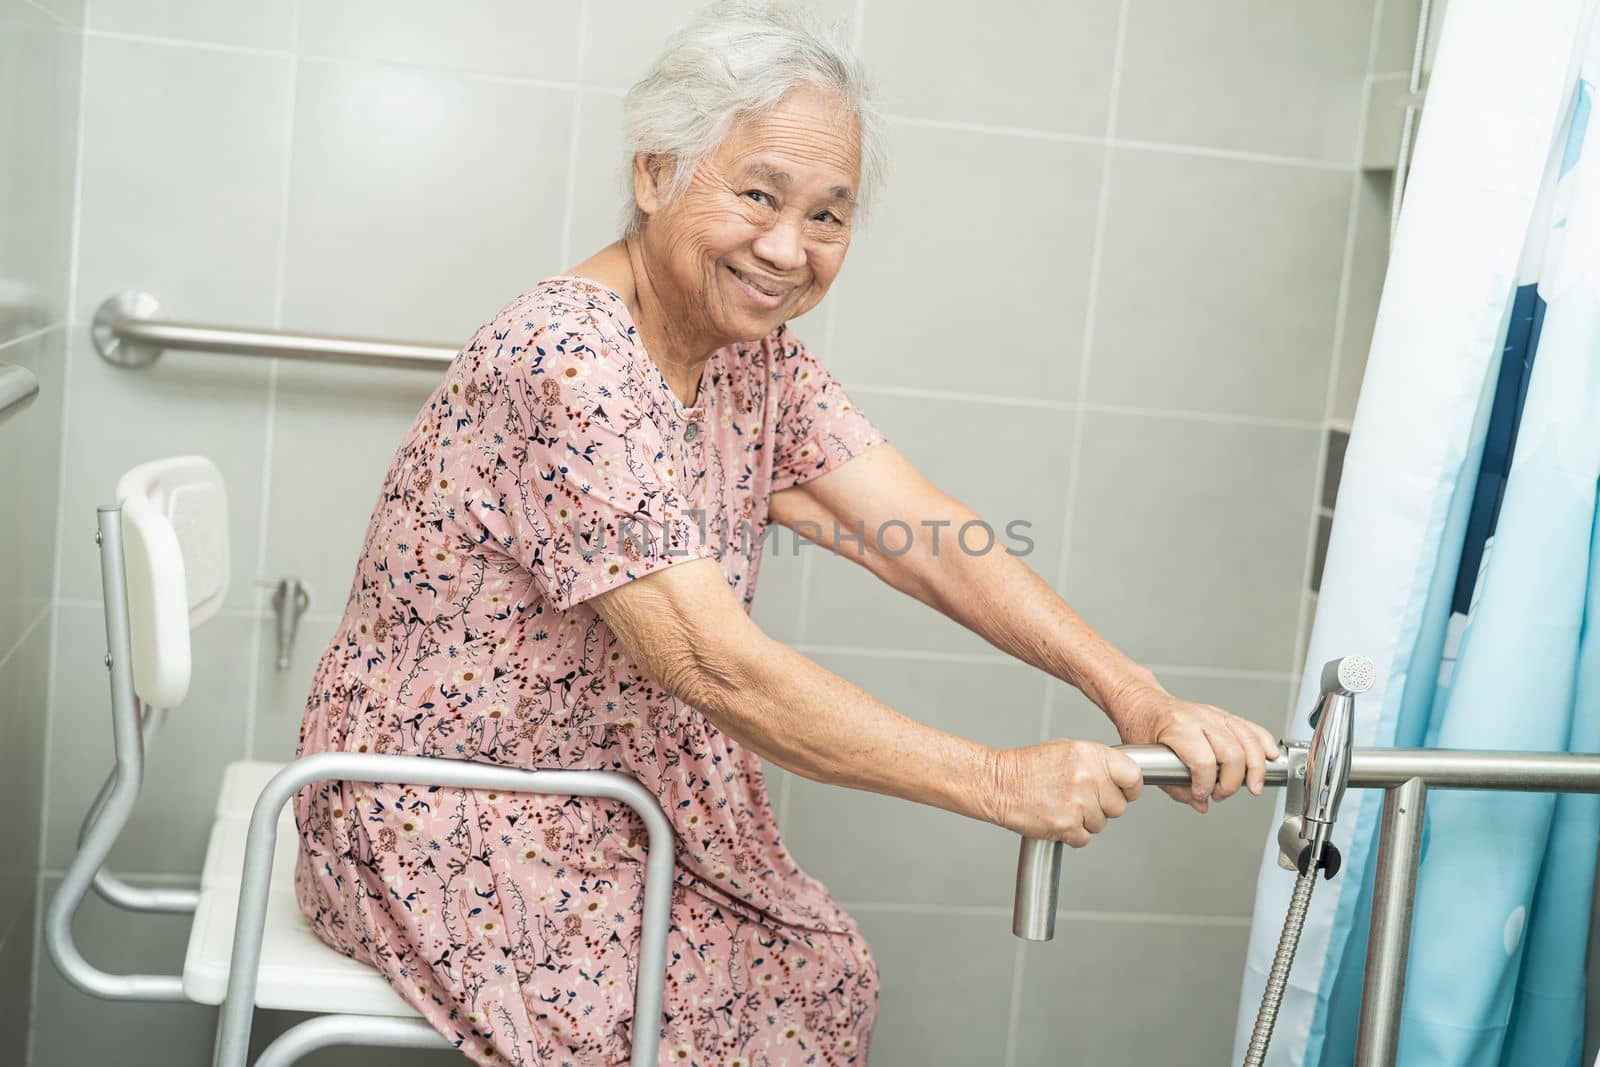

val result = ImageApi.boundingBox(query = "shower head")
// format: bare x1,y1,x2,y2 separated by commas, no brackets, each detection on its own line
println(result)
1301,655,1374,874
1322,654,1375,699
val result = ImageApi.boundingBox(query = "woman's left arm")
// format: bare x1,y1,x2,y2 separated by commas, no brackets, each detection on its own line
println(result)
768,441,1280,812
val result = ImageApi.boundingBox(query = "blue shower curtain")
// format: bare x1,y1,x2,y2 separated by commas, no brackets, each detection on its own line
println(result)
1233,3,1600,1063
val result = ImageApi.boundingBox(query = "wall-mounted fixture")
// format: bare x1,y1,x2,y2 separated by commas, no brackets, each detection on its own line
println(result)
263,577,310,671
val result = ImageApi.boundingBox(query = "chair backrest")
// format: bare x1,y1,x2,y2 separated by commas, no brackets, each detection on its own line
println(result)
114,456,230,708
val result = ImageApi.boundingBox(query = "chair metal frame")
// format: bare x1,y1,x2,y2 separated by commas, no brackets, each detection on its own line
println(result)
47,496,676,1066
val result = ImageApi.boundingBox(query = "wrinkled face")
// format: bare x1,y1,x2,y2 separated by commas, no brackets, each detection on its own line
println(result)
633,83,861,345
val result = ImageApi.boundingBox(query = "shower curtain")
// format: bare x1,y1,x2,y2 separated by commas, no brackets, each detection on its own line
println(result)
1231,1,1600,1064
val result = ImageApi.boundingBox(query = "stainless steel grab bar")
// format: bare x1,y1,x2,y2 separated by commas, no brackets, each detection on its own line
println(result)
1014,743,1600,1066
91,290,457,371
0,362,39,423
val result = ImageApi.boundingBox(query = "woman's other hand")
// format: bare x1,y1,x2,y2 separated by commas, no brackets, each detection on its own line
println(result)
984,740,1144,848
1110,684,1281,813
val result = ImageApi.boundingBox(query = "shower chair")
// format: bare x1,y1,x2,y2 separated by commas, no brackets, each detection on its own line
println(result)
45,454,676,1066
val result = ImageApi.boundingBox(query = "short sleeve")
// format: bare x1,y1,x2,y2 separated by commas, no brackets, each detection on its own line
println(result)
460,296,715,612
767,324,887,493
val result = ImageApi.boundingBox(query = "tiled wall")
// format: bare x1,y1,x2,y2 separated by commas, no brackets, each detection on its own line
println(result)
25,1,1392,1063
0,0,80,1061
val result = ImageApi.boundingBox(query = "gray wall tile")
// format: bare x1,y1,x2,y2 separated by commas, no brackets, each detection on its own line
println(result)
1373,0,1426,75
1014,917,1249,1064
0,5,80,342
23,0,83,28
45,603,249,874
88,0,296,50
0,616,51,934
748,544,804,643
827,123,1102,401
803,395,1075,656
0,889,38,1067
583,0,858,91
853,907,1016,1066
280,61,573,343
1064,411,1319,671
1118,0,1376,162
73,34,291,327
1333,172,1392,425
296,0,583,81
0,328,66,657
1,2,77,1057
566,90,632,258
863,0,1118,136
779,651,1046,909
1089,147,1349,420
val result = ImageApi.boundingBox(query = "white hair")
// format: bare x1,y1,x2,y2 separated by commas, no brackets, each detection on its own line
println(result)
618,0,889,239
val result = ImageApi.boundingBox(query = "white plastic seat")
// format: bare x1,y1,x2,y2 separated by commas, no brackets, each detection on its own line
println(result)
183,759,420,1016
50,454,674,1067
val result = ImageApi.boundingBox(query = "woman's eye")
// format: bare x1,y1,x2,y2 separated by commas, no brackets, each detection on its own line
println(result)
744,190,771,205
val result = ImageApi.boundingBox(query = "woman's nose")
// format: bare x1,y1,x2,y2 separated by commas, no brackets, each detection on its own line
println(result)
750,215,807,272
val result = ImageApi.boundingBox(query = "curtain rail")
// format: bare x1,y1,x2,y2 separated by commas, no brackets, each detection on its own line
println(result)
92,290,456,372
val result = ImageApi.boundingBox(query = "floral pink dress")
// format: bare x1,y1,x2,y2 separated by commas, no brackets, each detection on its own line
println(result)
292,275,887,1066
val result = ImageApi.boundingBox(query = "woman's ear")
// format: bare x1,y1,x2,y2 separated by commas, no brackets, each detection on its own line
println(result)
631,152,676,219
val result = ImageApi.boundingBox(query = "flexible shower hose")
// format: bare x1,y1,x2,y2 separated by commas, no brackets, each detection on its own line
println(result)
1242,869,1318,1067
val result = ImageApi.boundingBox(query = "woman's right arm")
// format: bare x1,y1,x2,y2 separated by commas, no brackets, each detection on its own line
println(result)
591,556,1144,847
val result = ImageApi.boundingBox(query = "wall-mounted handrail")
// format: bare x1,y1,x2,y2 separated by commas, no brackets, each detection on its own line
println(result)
1015,742,1600,1066
92,290,456,372
0,362,39,423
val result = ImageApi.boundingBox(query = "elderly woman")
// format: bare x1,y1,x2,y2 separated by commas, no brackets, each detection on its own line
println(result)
293,2,1279,1064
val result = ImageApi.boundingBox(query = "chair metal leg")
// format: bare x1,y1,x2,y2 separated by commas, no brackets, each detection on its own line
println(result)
46,508,187,1002
214,753,676,1067
251,1015,451,1067
77,702,201,914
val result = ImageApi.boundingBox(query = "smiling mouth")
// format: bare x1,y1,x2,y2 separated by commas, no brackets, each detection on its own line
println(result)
727,265,789,298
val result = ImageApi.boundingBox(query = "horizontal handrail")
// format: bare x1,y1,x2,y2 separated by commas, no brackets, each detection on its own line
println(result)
0,362,39,422
1016,742,1600,939
1015,741,1600,1067
92,290,456,371
1104,742,1600,793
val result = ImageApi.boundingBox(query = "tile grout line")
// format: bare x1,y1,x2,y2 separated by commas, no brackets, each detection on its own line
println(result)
838,898,1253,927
1079,401,1323,431
1284,0,1392,730
0,604,51,675
241,0,303,763
781,298,843,823
797,644,1298,679
558,0,591,271
20,0,74,28
37,866,200,886
847,386,1331,429
1005,4,1130,1063
0,321,63,355
1112,136,1351,172
32,22,94,1060
26,866,45,1067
